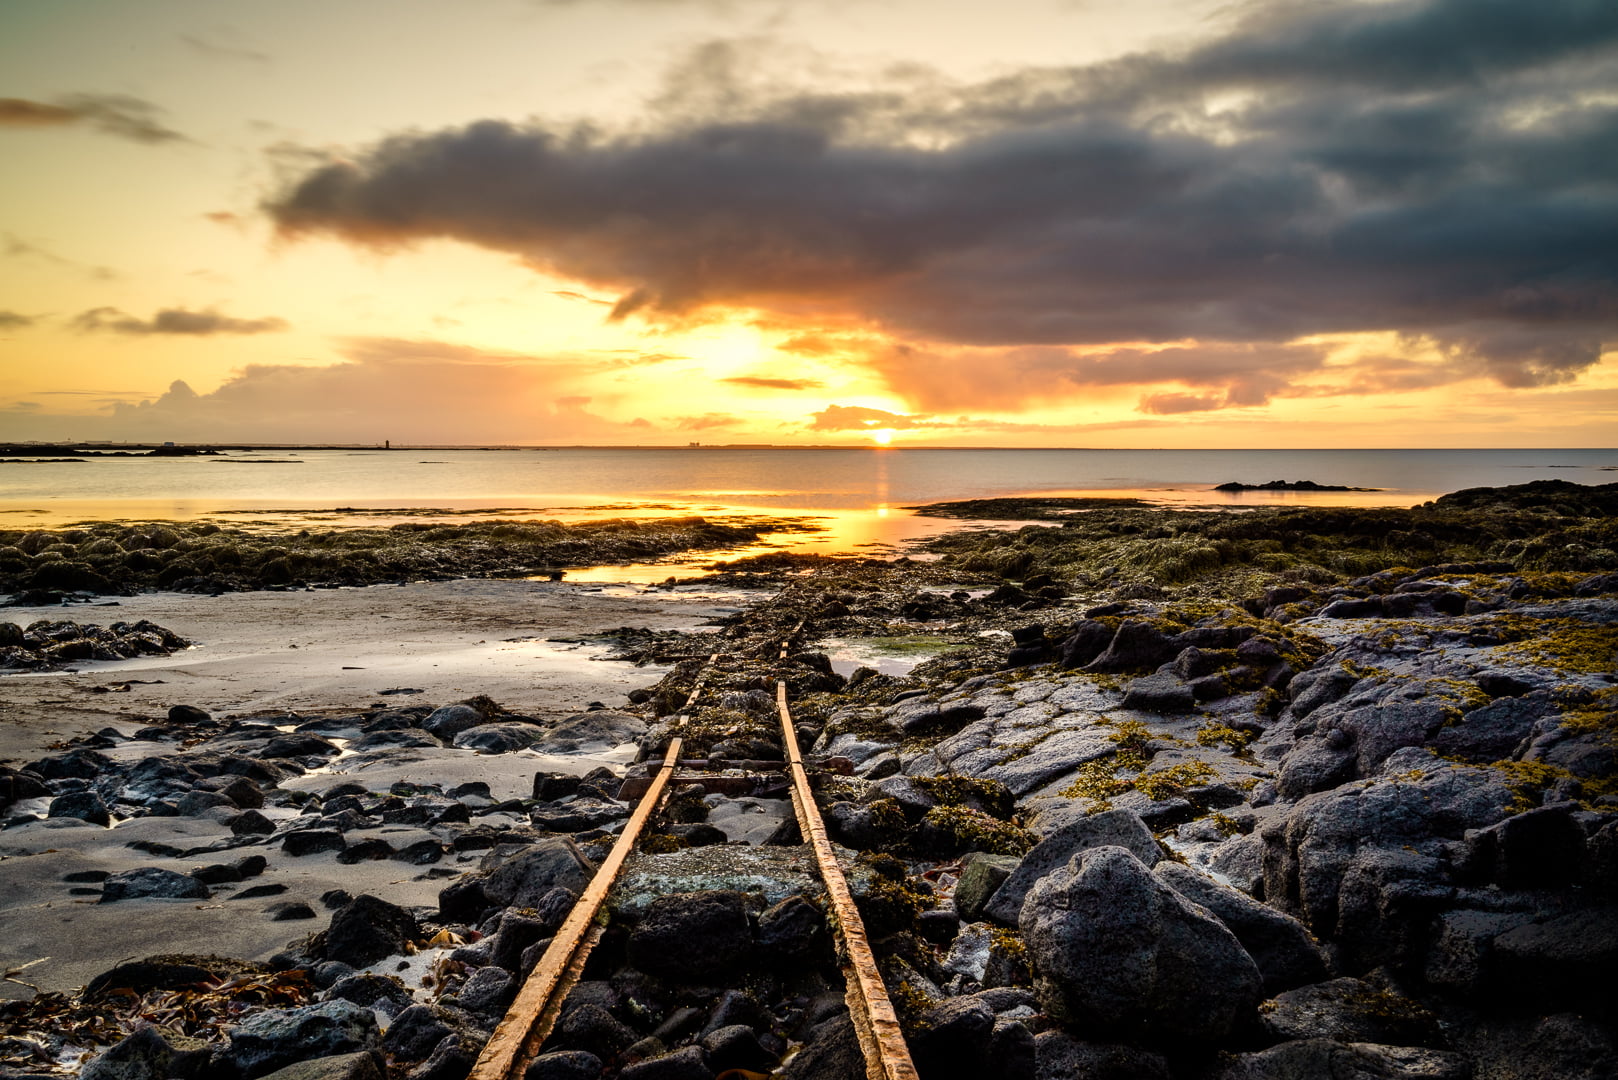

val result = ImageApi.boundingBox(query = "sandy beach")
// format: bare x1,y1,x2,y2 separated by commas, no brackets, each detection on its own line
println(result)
0,579,746,1000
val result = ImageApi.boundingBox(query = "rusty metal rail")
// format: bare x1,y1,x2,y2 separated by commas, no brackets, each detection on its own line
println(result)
469,652,725,1080
775,625,921,1080
470,589,919,1080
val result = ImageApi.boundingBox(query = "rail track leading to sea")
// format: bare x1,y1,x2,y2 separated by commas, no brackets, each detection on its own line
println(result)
469,578,921,1080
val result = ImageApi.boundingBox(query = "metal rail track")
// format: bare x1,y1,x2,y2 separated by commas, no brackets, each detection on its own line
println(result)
469,591,920,1080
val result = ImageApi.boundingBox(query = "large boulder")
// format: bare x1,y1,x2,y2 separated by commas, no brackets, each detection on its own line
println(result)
421,704,488,741
1019,846,1261,1042
49,790,112,826
452,722,547,754
321,894,419,968
1152,862,1326,995
534,709,647,753
983,809,1162,925
479,839,596,910
1084,622,1179,674
256,1054,384,1080
1120,672,1195,714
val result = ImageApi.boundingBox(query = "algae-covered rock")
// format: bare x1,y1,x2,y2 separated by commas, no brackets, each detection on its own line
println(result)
610,843,826,920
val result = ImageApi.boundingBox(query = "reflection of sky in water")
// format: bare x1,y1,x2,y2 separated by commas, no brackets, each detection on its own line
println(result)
817,635,953,677
5,447,1608,545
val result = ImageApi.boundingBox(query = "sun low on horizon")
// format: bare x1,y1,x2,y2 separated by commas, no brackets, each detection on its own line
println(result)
1,0,1614,449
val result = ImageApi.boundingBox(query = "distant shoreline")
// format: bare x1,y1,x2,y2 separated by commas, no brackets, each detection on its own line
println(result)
4,443,1614,454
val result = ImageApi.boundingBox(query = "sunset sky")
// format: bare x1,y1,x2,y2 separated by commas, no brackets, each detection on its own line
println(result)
2,0,1615,448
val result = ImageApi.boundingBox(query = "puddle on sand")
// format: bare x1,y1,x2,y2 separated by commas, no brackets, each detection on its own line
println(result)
816,635,954,677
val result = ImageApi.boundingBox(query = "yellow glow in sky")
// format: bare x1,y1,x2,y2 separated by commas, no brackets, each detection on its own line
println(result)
0,0,1612,447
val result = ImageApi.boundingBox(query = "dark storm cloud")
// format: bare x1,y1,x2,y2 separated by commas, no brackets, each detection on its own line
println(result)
266,0,1618,403
868,341,1326,413
0,95,186,144
72,306,288,336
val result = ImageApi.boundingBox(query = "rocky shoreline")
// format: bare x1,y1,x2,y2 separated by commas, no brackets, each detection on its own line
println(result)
1,480,1614,1079
0,515,801,602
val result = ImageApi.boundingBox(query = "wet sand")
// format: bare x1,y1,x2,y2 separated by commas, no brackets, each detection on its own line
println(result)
0,579,750,999
0,578,749,762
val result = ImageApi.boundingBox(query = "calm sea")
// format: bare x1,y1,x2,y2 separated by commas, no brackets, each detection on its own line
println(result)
4,447,1613,563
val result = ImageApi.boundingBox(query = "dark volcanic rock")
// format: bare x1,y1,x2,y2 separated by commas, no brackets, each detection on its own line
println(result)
553,1003,636,1059
908,996,996,1080
524,1051,604,1080
100,867,210,902
1491,905,1618,1007
1258,977,1441,1045
1120,671,1195,714
78,1026,184,1080
1084,621,1179,673
1260,752,1515,969
382,1004,457,1062
480,839,595,909
453,721,548,753
1019,846,1261,1042
534,709,647,752
1056,620,1116,669
422,704,488,741
1032,1031,1170,1080
983,809,1162,925
327,973,416,1019
256,1053,384,1080
219,1000,381,1080
627,889,753,981
618,1045,712,1080
232,808,277,835
701,1024,775,1073
322,894,419,968
1209,1039,1469,1080
780,1015,865,1080
953,852,1021,923
756,894,830,965
283,829,347,856
1152,862,1326,995
1461,801,1587,889
455,965,517,1018
48,789,112,826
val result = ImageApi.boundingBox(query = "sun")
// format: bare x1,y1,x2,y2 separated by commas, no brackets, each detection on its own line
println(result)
868,427,896,446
